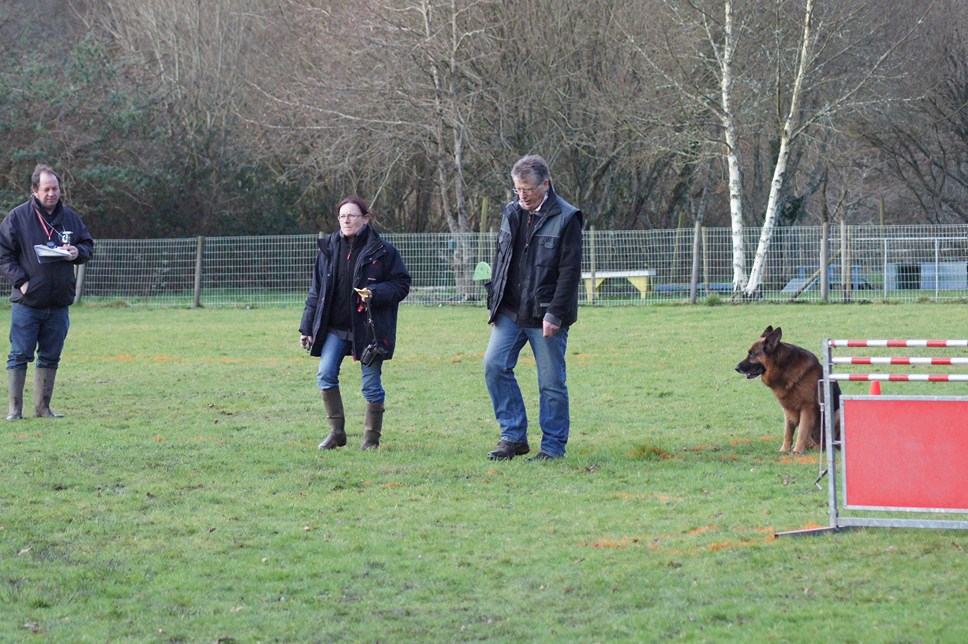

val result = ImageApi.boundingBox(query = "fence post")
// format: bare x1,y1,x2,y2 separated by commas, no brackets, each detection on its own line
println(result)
840,220,849,303
477,199,489,274
934,237,941,301
883,238,888,300
880,199,887,300
193,236,205,308
588,226,597,304
702,226,709,293
820,221,829,302
74,264,86,305
689,218,701,304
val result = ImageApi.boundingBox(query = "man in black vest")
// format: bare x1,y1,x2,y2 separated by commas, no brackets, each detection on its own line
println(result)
483,155,583,461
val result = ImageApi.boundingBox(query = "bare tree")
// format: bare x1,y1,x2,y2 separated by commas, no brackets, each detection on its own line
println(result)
742,0,937,296
95,0,274,233
720,0,747,289
617,0,750,285
246,0,499,297
404,0,492,298
742,0,817,295
624,0,938,296
857,3,968,225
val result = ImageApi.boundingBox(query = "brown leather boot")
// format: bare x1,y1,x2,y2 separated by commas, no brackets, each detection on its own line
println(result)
317,388,346,449
361,401,384,450
7,369,26,420
34,367,64,418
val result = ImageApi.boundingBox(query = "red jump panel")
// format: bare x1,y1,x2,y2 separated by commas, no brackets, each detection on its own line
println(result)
842,398,968,511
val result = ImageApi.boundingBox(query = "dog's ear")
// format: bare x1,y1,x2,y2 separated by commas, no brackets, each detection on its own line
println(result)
761,325,774,338
764,326,782,351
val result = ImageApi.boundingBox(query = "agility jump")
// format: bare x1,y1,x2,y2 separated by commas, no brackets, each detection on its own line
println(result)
778,338,968,536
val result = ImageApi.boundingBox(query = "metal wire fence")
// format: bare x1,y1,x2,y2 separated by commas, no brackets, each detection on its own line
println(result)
59,225,968,307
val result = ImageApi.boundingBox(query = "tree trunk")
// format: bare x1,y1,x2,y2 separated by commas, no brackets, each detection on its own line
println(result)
721,0,747,293
744,0,815,297
423,0,475,300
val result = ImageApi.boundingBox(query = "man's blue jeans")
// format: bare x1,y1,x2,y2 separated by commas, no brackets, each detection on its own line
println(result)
316,331,385,403
7,303,70,371
483,313,570,457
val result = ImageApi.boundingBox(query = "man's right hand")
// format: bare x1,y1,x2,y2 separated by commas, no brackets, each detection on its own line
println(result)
19,281,28,294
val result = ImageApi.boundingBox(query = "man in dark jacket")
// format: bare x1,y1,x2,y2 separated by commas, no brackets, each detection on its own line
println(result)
483,155,583,461
0,163,95,419
299,195,411,450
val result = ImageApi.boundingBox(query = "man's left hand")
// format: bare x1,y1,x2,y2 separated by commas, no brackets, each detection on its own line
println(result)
62,245,78,261
542,320,560,337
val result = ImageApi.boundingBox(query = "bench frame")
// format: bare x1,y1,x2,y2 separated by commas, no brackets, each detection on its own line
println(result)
581,270,656,301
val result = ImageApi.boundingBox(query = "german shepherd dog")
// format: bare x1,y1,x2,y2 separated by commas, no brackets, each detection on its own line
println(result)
735,326,840,454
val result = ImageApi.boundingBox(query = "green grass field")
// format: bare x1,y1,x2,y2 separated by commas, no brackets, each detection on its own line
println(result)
1,303,967,641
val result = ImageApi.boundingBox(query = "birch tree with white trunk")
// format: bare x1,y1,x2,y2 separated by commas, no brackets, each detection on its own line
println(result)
719,0,748,291
741,0,815,296
742,0,935,296
620,0,751,290
625,0,937,296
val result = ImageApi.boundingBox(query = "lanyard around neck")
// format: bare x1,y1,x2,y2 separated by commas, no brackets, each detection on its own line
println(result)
34,208,59,243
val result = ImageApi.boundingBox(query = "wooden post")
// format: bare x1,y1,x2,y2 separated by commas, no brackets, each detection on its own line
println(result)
73,264,86,305
479,197,489,267
672,210,685,281
840,220,850,303
588,226,597,304
820,221,829,302
702,226,709,294
193,236,205,309
689,218,701,304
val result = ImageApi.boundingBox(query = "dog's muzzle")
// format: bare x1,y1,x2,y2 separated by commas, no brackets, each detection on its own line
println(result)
735,362,765,379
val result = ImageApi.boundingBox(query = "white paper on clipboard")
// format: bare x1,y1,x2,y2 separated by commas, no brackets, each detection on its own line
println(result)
33,244,71,262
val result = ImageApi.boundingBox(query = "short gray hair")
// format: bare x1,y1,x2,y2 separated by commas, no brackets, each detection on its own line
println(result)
31,163,61,191
511,155,550,185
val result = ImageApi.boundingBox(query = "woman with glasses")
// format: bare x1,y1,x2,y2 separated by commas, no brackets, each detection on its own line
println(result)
299,195,411,450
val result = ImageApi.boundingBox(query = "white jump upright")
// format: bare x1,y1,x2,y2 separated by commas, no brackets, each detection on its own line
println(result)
779,338,968,536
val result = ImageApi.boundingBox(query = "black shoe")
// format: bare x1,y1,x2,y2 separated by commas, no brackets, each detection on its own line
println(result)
487,440,530,460
527,451,562,462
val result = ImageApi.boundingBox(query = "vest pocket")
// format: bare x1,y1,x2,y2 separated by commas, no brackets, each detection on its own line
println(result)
533,284,555,317
534,236,560,267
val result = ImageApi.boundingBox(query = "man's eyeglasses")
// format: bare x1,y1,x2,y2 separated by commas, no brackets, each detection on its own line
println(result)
512,185,543,197
337,213,364,221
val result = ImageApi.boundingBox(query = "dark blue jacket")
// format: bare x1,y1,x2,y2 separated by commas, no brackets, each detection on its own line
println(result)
0,196,95,308
299,225,411,360
486,186,583,327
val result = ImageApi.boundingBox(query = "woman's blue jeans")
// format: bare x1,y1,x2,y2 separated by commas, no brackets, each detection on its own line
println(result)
7,303,70,371
483,313,570,457
316,331,385,403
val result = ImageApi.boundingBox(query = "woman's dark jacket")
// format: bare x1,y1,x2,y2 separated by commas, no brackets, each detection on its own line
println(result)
299,225,411,360
0,197,95,308
486,185,583,328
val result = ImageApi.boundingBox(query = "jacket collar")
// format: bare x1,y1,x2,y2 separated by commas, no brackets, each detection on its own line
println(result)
340,223,371,248
516,184,560,223
32,195,62,218
321,223,382,255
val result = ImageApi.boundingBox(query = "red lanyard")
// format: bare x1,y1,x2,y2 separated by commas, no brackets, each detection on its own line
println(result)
35,208,57,242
